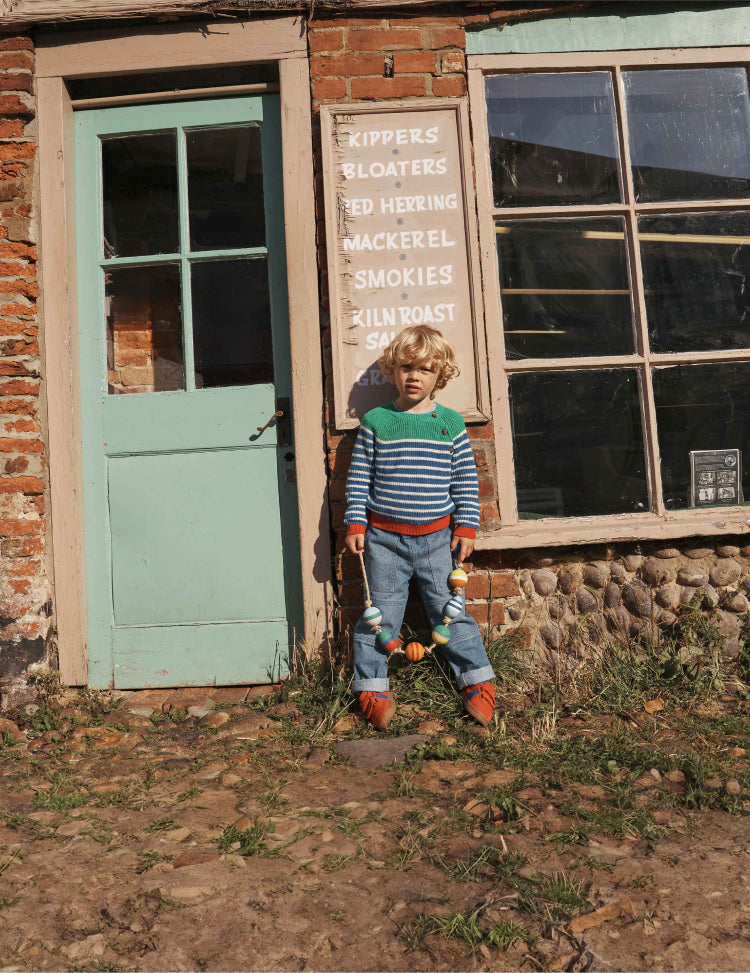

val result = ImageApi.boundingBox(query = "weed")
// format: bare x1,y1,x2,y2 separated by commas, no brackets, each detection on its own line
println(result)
393,820,437,871
175,786,201,802
322,854,353,871
518,870,592,925
0,846,21,876
0,898,18,910
401,904,535,954
329,910,345,922
545,825,590,845
135,851,172,874
146,816,178,833
434,846,526,884
214,821,272,856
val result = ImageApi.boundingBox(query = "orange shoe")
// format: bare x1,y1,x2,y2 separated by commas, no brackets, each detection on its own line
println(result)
359,690,396,730
461,681,496,727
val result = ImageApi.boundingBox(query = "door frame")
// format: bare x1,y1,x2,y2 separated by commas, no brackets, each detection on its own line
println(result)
36,17,333,685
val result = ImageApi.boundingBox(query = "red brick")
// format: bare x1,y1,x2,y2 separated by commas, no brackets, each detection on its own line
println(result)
477,473,495,500
4,418,37,433
0,241,35,259
0,280,38,298
0,398,36,415
308,28,345,52
4,456,27,473
0,361,36,377
489,602,506,625
466,602,489,626
1,339,37,356
1,534,42,556
310,17,385,28
312,78,347,102
348,27,422,51
466,573,490,599
351,76,425,99
0,518,41,536
0,120,23,138
432,76,467,97
467,421,494,440
492,572,520,598
461,14,492,26
440,51,465,74
0,378,38,394
311,52,384,77
0,261,33,278
0,38,33,52
0,75,33,94
0,474,42,493
480,502,500,523
0,52,33,70
5,557,40,577
1,303,34,318
393,51,435,74
8,578,30,595
0,437,42,453
426,26,465,48
0,143,34,162
390,17,451,27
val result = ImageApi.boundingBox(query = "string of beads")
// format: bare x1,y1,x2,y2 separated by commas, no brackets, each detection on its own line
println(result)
356,550,468,661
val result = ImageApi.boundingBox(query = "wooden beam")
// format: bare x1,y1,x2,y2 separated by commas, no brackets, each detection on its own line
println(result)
1,0,579,31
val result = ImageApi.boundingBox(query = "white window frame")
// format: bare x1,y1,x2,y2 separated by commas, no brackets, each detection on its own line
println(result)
468,46,750,551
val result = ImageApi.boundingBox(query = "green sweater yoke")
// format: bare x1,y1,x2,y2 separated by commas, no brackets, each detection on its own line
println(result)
361,401,466,441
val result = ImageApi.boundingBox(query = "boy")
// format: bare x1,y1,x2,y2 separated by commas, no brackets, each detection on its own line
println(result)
344,325,496,731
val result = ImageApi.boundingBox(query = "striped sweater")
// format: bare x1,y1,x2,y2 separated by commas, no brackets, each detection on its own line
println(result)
344,402,480,538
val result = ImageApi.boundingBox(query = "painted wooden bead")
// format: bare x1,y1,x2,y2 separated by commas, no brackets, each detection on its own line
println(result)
404,641,425,662
444,596,464,618
377,629,400,653
448,568,468,589
432,624,451,645
363,606,383,627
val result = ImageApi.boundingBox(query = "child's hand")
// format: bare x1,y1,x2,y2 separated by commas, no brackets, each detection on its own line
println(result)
451,534,474,564
345,532,365,554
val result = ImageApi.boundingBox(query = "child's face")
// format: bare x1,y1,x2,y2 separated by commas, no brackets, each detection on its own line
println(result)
393,359,440,408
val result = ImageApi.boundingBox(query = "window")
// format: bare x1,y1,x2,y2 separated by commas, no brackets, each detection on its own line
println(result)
470,50,750,541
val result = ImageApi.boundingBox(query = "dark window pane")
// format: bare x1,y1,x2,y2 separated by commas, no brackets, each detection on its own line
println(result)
187,127,265,251
102,134,179,258
191,259,273,389
497,218,634,359
640,212,750,353
654,363,750,509
510,369,649,518
485,72,620,207
624,68,750,203
105,264,184,394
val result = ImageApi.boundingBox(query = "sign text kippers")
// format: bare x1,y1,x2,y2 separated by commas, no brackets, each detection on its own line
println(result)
321,103,484,428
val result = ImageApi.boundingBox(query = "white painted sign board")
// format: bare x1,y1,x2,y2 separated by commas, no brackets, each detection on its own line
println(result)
321,100,489,429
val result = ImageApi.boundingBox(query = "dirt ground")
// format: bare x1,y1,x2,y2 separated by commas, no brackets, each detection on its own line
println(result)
1,675,750,973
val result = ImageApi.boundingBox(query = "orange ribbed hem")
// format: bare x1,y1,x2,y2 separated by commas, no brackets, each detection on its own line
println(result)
367,511,451,536
452,524,477,540
346,523,367,535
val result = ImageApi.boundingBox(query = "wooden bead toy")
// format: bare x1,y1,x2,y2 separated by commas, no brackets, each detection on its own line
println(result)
444,595,464,619
432,623,451,645
448,568,468,590
377,629,400,653
404,641,425,662
363,606,383,628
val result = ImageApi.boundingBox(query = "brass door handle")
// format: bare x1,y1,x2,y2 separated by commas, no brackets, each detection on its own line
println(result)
257,410,284,433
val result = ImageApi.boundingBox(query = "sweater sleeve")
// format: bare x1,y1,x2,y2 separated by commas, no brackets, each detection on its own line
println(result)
344,423,375,531
449,426,480,536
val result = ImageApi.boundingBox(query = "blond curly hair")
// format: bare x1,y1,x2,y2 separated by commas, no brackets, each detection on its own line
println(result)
378,325,460,391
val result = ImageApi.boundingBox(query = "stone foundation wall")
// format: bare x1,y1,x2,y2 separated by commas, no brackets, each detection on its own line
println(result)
465,539,750,660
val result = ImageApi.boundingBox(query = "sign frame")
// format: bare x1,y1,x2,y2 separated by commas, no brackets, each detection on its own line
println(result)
320,98,491,430
690,448,743,508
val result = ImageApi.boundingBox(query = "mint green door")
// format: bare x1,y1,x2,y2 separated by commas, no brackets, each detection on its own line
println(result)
74,96,302,689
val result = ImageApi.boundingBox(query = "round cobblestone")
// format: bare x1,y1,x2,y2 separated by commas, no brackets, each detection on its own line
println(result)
657,609,677,627
622,582,653,619
653,547,681,559
604,583,621,609
576,587,599,614
677,566,709,587
558,566,582,595
609,562,628,584
655,583,681,612
547,595,566,620
716,545,741,558
582,562,609,589
623,555,643,572
642,557,676,586
540,623,563,649
725,592,749,614
606,605,632,635
531,569,557,596
709,559,742,588
685,546,714,559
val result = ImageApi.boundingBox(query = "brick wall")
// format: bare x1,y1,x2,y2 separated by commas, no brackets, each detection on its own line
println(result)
0,35,53,700
309,11,510,641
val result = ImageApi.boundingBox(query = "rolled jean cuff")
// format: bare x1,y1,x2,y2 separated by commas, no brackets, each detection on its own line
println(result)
352,677,390,693
456,666,496,690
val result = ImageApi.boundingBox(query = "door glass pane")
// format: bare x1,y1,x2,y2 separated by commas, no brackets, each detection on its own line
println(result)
187,126,266,252
102,134,179,258
623,68,750,203
191,259,273,389
485,72,620,207
497,217,634,359
510,369,648,518
105,264,184,394
654,363,750,509
640,212,750,353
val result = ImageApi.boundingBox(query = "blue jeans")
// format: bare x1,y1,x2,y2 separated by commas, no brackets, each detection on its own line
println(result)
352,525,495,693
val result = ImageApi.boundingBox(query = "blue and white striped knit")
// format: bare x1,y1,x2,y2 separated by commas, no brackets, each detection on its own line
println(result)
344,402,480,531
